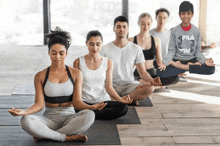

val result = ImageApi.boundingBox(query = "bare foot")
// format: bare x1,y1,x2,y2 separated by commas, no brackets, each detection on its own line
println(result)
178,73,187,76
65,134,88,142
210,42,216,48
33,137,45,142
130,100,140,106
187,62,201,66
154,86,166,90
201,41,205,46
175,61,182,65
187,62,194,65
139,79,145,84
193,62,202,66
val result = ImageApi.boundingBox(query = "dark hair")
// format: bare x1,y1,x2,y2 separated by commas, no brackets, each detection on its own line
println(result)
179,1,194,14
45,27,71,51
86,30,103,42
156,8,170,17
114,16,129,27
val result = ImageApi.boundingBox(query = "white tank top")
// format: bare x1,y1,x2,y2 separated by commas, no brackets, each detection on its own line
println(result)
79,56,111,104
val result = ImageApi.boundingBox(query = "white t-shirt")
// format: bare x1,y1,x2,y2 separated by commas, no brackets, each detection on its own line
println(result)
79,56,111,104
100,41,145,83
150,28,171,60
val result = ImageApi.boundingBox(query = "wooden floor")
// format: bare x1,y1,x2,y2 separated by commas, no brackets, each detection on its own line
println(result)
1,45,220,145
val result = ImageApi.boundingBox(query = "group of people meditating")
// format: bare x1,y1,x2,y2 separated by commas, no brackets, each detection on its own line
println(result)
8,1,215,143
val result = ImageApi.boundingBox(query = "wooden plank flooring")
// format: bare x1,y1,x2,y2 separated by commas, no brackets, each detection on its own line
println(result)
1,45,220,145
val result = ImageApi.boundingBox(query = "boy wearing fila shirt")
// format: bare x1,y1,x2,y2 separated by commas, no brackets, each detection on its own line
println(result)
157,1,215,79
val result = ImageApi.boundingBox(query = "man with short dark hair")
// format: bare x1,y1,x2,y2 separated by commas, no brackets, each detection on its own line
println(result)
150,8,181,85
150,8,170,60
100,16,161,105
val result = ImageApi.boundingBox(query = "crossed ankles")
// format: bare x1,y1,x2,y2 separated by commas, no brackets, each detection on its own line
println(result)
65,134,88,142
33,134,88,142
154,86,166,90
130,100,140,106
33,137,45,142
187,62,202,66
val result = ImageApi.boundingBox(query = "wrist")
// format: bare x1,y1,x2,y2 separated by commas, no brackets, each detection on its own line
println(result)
158,61,163,65
90,105,95,110
22,110,28,116
150,79,154,85
118,97,123,103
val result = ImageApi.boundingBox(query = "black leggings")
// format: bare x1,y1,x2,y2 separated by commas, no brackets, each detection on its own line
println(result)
156,58,215,84
75,101,128,120
134,68,157,80
133,62,177,85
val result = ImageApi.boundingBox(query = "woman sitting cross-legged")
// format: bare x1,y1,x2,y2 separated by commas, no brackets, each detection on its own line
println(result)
74,30,132,120
128,13,167,87
7,27,107,142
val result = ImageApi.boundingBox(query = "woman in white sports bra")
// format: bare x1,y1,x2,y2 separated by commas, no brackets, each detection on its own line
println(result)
74,30,132,120
7,27,107,142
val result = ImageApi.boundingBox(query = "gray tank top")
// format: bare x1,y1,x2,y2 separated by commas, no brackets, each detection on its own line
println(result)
43,66,74,103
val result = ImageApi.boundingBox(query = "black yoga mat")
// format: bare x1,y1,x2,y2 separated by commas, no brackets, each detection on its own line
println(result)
1,107,140,145
0,124,120,146
153,86,170,93
128,97,153,107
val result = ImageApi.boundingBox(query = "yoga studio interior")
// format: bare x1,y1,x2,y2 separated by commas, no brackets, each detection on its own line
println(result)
1,0,220,145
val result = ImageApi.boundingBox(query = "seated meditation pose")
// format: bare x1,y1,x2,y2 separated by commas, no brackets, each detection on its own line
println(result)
128,12,166,88
100,16,161,105
150,8,171,60
74,30,132,120
157,1,215,79
149,8,182,85
7,27,107,142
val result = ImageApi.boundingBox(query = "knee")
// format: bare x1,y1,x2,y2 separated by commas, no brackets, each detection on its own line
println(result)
119,103,128,116
156,69,164,77
146,85,154,95
20,115,33,129
157,67,170,78
207,66,215,75
79,109,95,125
20,115,30,125
139,85,154,100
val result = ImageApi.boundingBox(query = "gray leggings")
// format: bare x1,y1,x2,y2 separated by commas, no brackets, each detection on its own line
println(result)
20,107,95,142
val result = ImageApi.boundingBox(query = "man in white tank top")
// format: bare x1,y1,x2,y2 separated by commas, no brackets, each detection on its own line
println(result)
100,16,161,105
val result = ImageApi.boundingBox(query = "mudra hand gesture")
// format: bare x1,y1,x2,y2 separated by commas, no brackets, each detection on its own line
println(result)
8,108,25,116
120,95,133,104
91,101,107,111
151,77,162,86
205,58,215,66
